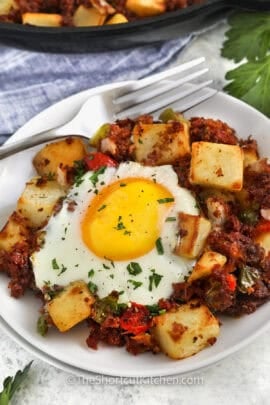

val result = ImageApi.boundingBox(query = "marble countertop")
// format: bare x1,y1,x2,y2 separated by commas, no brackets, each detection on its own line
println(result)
1,22,270,405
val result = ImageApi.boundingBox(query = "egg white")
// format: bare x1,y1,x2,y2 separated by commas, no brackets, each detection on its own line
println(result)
31,162,198,304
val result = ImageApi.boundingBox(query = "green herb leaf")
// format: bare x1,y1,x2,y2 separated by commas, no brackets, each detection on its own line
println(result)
148,270,163,292
88,281,98,294
146,304,166,316
37,315,48,337
165,217,176,222
88,269,95,277
89,166,106,187
157,198,174,204
73,160,86,187
98,204,107,212
0,362,33,405
155,237,164,255
52,258,59,270
58,264,67,276
224,56,270,118
222,12,270,117
221,12,270,63
127,262,143,276
128,280,143,290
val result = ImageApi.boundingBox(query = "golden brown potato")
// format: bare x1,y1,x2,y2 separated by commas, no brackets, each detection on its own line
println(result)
242,144,259,168
126,0,165,17
47,281,95,332
188,251,227,282
0,0,14,14
175,213,211,259
133,122,190,165
16,177,65,228
33,138,86,178
255,232,270,256
73,5,106,26
151,300,220,359
22,12,62,27
106,13,128,24
0,212,29,252
189,142,243,191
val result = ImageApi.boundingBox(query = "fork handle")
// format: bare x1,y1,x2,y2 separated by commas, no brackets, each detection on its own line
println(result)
0,131,88,160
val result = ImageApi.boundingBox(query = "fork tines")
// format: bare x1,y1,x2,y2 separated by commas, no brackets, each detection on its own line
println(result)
113,57,216,119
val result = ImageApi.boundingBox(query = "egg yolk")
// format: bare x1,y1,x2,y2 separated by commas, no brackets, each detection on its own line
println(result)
81,177,174,261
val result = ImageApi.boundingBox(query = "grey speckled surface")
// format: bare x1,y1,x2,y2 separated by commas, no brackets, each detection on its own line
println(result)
1,22,270,405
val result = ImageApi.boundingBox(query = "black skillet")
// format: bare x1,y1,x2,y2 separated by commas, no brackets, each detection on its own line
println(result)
0,0,269,53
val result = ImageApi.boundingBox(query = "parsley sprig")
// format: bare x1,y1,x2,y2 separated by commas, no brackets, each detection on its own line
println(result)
0,362,33,405
222,12,270,117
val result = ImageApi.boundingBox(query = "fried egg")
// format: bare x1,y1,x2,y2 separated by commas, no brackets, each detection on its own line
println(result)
31,162,198,304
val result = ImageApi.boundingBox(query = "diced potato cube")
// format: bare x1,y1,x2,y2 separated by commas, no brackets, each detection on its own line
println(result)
0,0,14,14
16,177,65,228
0,212,29,252
106,13,128,24
73,5,106,27
126,0,165,17
22,12,62,27
33,138,86,177
47,281,95,332
189,142,243,191
175,213,211,259
242,144,259,168
206,197,229,227
151,300,220,359
133,122,190,165
255,232,270,256
188,251,227,282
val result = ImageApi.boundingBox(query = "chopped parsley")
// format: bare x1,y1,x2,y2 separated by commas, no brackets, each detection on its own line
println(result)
155,237,164,255
146,304,166,316
157,197,174,204
120,183,127,187
114,215,131,235
127,262,143,276
98,204,107,212
89,166,106,187
88,281,98,294
52,258,59,270
57,264,67,276
103,264,110,269
149,269,163,291
165,217,176,222
73,160,85,187
88,269,95,277
128,280,143,290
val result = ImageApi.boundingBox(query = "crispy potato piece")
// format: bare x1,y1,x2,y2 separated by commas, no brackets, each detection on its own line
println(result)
0,212,29,252
47,281,95,332
152,300,220,359
126,0,165,17
73,5,106,26
255,232,270,256
33,138,86,177
188,251,227,282
133,122,190,165
242,144,259,168
16,177,65,228
0,0,14,14
22,12,62,27
175,213,211,259
106,13,128,24
189,142,243,191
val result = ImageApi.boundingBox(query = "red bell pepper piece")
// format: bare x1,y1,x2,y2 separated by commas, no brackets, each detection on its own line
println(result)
84,152,117,171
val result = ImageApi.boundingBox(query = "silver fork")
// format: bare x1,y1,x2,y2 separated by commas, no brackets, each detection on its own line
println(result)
0,57,216,160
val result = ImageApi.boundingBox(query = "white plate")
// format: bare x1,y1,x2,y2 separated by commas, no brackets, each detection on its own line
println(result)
0,82,270,378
